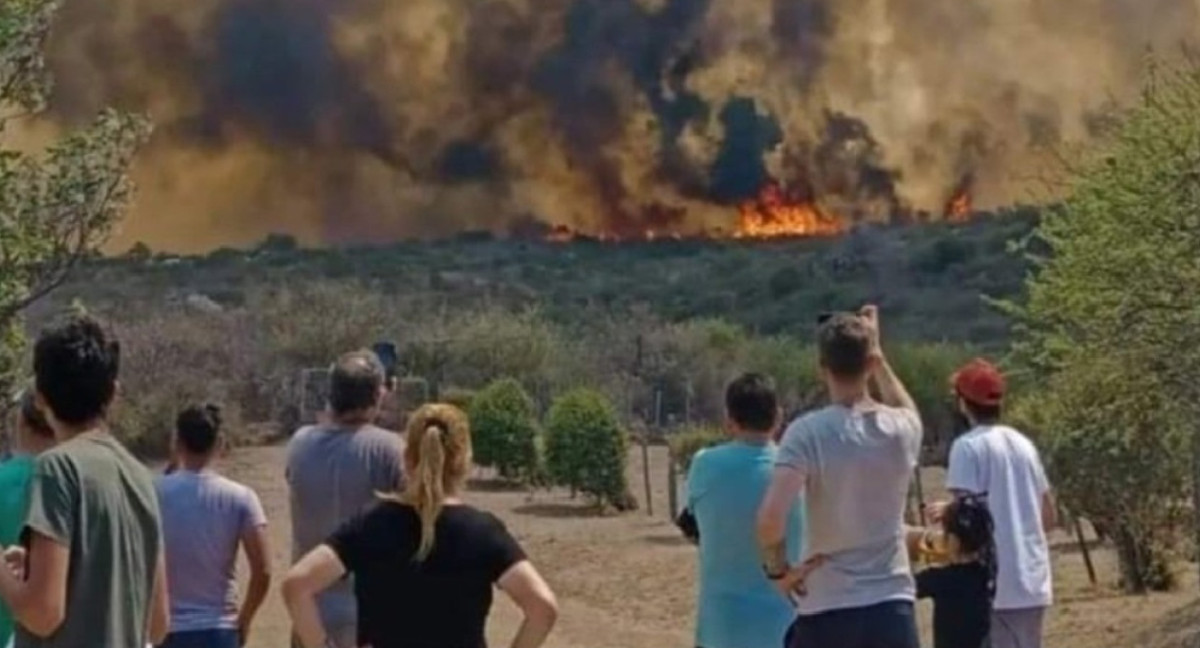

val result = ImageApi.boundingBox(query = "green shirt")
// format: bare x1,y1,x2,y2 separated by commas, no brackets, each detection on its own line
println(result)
14,432,161,648
0,455,34,644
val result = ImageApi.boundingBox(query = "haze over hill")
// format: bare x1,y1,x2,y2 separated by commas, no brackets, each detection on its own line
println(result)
10,0,1196,251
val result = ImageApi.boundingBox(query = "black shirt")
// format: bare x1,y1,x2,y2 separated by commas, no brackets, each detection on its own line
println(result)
328,501,527,648
916,562,992,648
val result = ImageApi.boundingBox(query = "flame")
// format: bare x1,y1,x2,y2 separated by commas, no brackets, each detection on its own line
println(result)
539,179,988,243
545,225,577,243
944,173,974,223
945,190,972,223
734,181,846,239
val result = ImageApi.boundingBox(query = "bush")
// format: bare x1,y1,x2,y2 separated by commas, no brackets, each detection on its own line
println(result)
469,378,541,484
441,386,476,411
1007,356,1189,592
668,426,727,472
545,388,634,510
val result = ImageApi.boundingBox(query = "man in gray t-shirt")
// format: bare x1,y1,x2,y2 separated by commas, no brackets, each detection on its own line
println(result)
758,307,922,648
286,350,404,647
0,317,169,648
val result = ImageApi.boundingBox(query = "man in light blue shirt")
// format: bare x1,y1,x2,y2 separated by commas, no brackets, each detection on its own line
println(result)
682,373,805,648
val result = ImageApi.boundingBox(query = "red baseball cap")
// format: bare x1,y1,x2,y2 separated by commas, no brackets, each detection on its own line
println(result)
952,358,1006,407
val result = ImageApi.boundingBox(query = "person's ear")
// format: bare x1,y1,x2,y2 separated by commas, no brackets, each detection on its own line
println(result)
722,413,737,437
33,390,58,429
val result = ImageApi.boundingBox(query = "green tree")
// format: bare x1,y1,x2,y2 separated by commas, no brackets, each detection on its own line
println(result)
469,378,541,484
888,343,975,463
545,388,634,510
0,0,149,393
1005,58,1200,592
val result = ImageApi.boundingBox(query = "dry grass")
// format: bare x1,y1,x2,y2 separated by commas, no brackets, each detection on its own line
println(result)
219,445,1198,648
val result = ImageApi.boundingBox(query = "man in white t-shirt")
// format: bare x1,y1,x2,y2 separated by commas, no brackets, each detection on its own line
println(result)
932,359,1056,648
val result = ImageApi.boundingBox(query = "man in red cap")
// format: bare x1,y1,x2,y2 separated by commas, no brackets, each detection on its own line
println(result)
929,359,1056,648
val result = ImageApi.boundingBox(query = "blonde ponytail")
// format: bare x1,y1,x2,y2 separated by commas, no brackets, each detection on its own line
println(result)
386,403,472,562
412,424,447,560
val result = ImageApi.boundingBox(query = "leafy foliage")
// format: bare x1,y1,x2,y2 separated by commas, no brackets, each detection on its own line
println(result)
888,343,977,462
0,0,149,396
469,378,541,484
668,425,726,472
545,388,633,510
1005,58,1200,592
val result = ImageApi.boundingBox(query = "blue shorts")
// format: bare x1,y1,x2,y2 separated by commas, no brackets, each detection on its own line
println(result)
786,600,919,648
159,629,239,648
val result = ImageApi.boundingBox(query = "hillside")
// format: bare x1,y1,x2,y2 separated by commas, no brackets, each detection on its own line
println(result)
43,208,1039,346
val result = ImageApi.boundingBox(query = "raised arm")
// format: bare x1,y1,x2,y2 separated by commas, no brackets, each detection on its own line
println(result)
860,305,919,414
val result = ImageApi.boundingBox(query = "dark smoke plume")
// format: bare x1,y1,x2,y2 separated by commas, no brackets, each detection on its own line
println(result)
14,0,1198,250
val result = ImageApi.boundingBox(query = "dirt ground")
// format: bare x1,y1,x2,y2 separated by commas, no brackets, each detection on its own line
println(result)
221,444,1199,648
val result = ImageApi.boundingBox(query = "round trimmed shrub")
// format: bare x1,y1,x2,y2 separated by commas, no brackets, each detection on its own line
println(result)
469,378,541,484
545,388,633,510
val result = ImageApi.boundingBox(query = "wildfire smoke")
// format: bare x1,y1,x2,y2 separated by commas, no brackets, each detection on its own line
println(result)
12,0,1197,251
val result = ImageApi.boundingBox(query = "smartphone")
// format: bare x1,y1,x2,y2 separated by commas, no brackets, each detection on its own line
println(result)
371,341,400,383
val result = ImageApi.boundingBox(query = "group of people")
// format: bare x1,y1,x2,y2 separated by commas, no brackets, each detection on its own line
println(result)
0,307,1054,648
681,306,1054,648
0,319,558,648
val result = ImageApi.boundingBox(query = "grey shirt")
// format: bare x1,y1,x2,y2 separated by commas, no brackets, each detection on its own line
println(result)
776,404,922,615
16,432,161,648
286,424,404,632
158,470,267,632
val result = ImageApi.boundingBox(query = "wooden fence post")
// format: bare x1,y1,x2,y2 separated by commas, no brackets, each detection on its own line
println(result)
668,449,679,518
911,465,927,526
641,434,653,517
1072,513,1098,586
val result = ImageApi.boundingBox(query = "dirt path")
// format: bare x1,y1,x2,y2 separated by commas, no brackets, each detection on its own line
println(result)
220,444,1196,648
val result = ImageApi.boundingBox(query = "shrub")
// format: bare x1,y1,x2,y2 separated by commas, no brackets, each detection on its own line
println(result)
887,343,976,463
668,426,727,472
545,388,634,510
469,378,541,484
1007,356,1189,592
441,386,476,411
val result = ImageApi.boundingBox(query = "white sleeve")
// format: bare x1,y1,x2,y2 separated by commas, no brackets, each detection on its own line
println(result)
945,440,982,494
1031,446,1051,495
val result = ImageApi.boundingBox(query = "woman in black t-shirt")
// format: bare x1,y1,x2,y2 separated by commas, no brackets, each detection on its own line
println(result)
282,403,559,648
